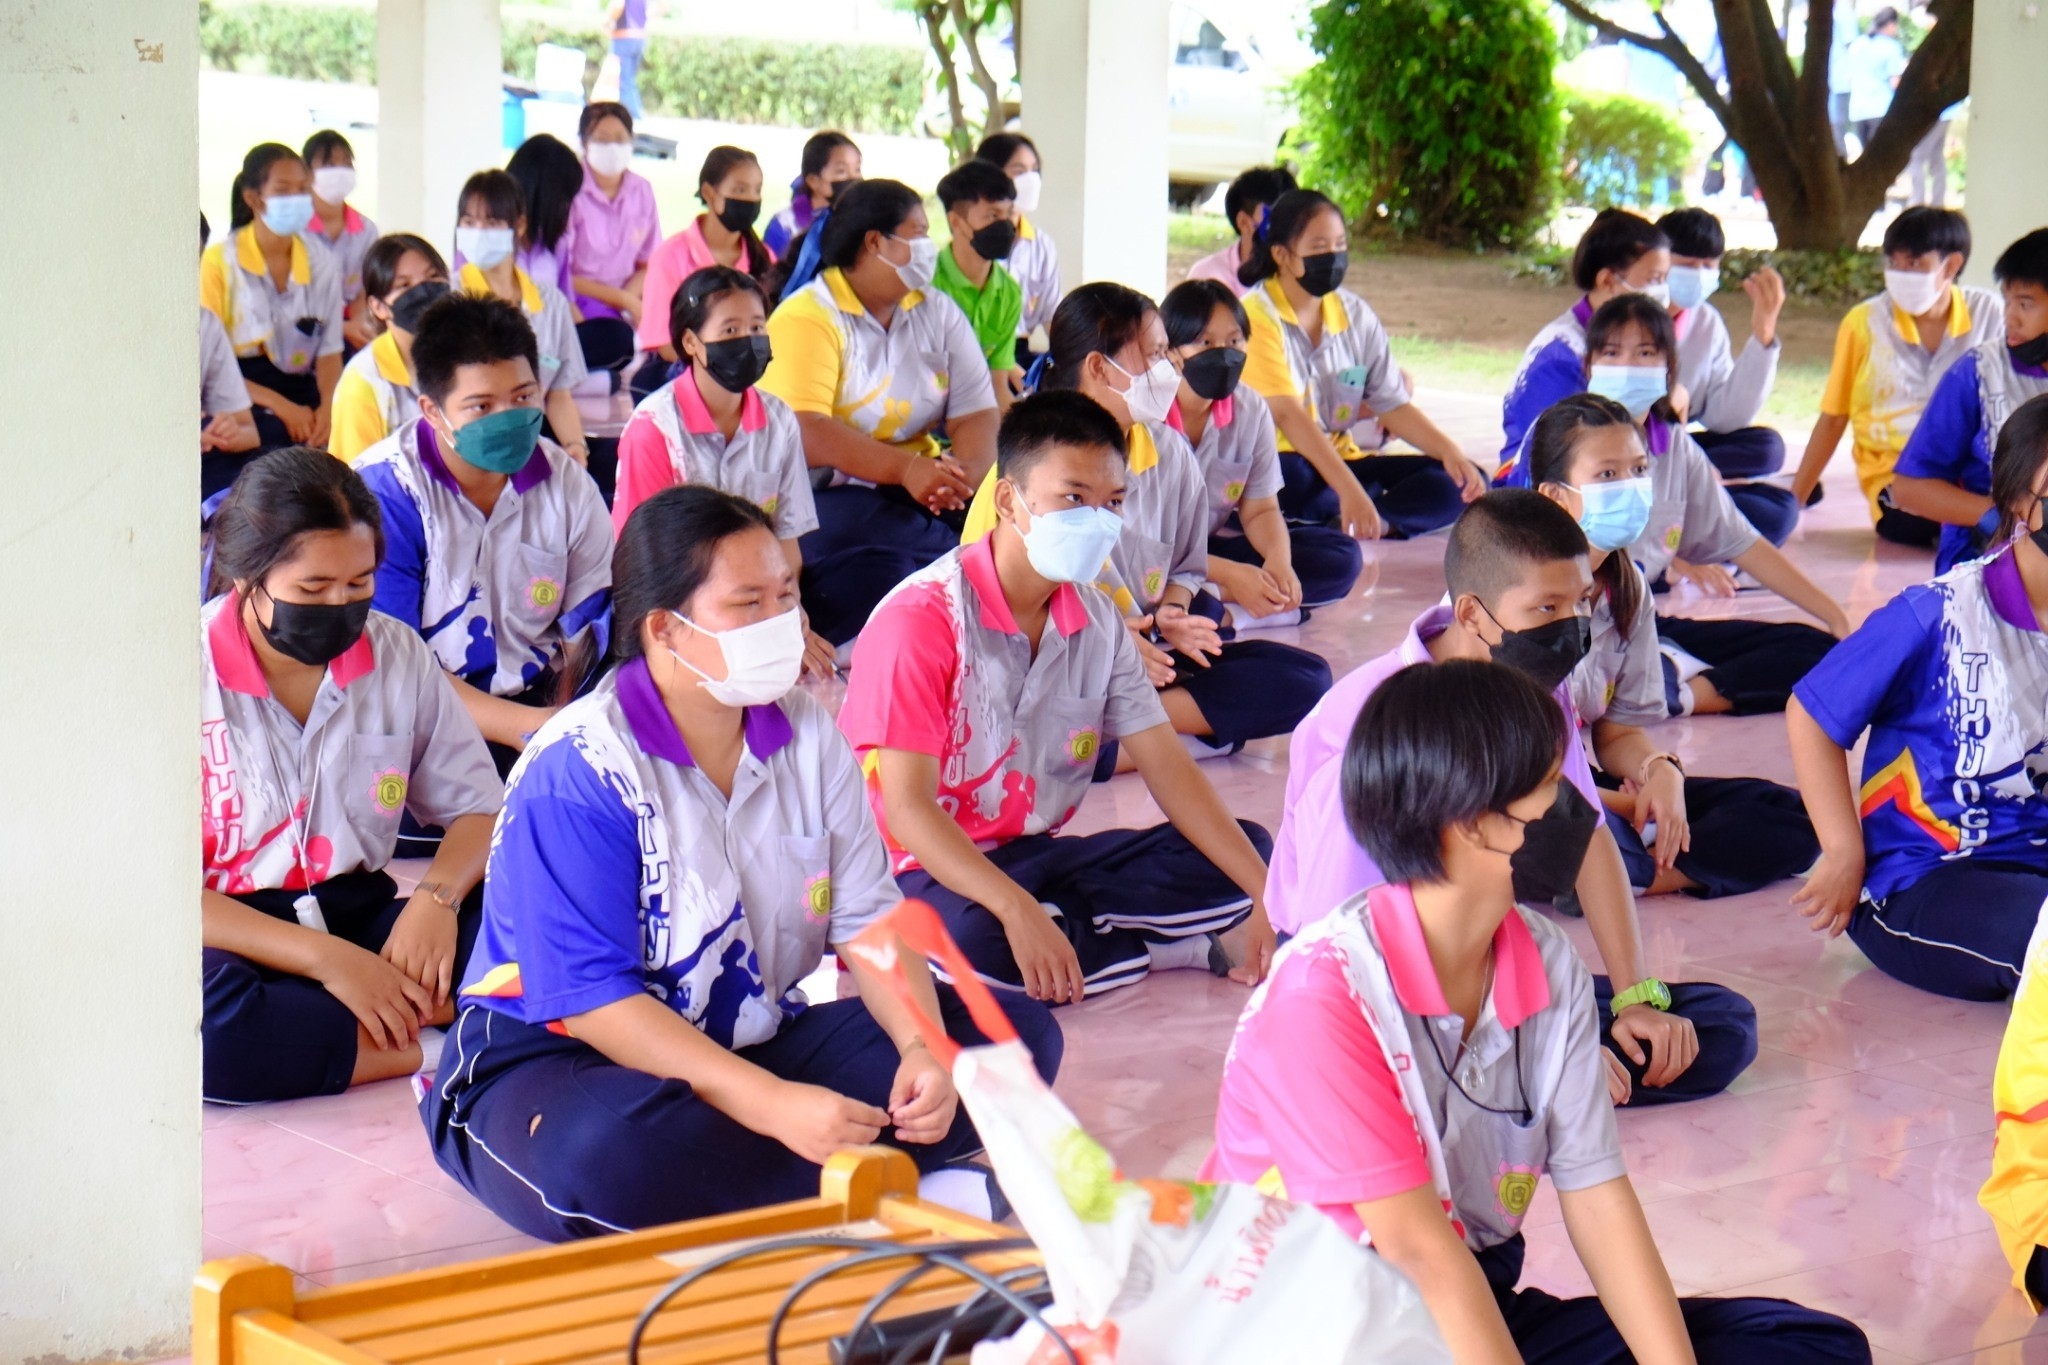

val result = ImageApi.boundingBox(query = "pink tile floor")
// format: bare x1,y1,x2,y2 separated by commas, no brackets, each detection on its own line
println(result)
200,388,2048,1362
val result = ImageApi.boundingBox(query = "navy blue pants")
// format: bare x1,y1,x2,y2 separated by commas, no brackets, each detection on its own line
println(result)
1875,485,1941,548
203,871,482,1104
1207,526,1364,607
1475,1234,1871,1363
1693,427,1796,545
896,823,1270,997
1728,482,1799,547
800,484,963,645
574,317,636,376
1593,976,1758,1106
422,987,1061,1242
1657,614,1837,715
1852,861,2048,1001
1169,637,1332,749
1604,775,1818,899
1277,451,1465,538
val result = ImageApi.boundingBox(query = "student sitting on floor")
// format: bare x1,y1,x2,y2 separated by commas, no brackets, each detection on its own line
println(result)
1240,189,1486,540
930,159,1026,410
1788,394,2048,1002
613,266,836,677
302,129,379,354
975,133,1060,365
202,142,344,451
355,292,612,773
422,486,1061,1241
199,213,263,499
840,392,1280,1002
1528,395,1821,899
328,234,450,463
960,283,1335,762
764,129,860,261
1207,660,1873,1365
1270,491,1758,1107
201,448,501,1104
1184,164,1296,292
1791,206,2004,542
759,178,998,647
632,145,775,400
1890,227,2048,571
1656,206,1797,546
1162,277,1363,617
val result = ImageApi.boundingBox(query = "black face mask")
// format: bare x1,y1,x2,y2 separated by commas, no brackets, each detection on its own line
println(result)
2012,334,2048,369
1509,782,1602,904
1483,608,1592,693
257,590,372,667
1296,250,1349,297
969,219,1018,261
716,197,762,234
697,334,773,393
388,279,451,334
1182,346,1247,401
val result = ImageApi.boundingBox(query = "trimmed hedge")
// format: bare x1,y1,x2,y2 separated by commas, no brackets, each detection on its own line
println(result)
1514,244,1884,306
1560,86,1692,211
198,2,925,135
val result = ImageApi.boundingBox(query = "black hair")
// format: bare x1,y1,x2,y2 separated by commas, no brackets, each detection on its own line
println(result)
1525,394,1647,640
996,390,1128,484
1992,393,2048,542
1993,228,2048,292
1656,206,1725,260
231,142,304,229
697,145,773,275
1341,659,1566,886
579,100,634,142
200,211,210,252
1583,293,1682,424
937,159,1016,213
1237,188,1342,287
800,130,860,186
1443,489,1590,608
506,134,584,254
816,178,925,270
301,128,353,169
1041,282,1158,392
1160,279,1250,349
1873,6,1900,28
361,233,449,307
1223,165,1299,230
208,446,385,598
1883,206,1972,266
1570,208,1668,292
974,132,1040,171
669,265,769,354
409,293,542,404
457,168,524,231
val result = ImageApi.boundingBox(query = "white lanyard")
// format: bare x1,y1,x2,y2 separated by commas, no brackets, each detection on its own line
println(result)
255,697,330,933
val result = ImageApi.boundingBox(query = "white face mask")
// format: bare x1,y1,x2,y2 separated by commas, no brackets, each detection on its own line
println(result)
1010,169,1043,215
1016,502,1124,584
586,140,635,177
457,225,516,269
887,234,940,292
1633,279,1671,309
667,608,804,708
1885,266,1948,316
1109,355,1181,427
312,165,356,205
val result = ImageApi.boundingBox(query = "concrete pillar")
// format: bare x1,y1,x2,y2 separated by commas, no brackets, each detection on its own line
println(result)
1018,0,1171,301
1962,0,2048,285
0,2,201,1359
377,0,505,258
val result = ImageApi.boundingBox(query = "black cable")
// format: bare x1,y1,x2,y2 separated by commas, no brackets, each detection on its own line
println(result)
891,1265,1050,1365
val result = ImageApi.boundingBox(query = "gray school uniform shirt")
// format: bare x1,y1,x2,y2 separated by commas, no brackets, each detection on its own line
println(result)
1675,301,1779,433
1178,384,1285,538
1628,418,1761,583
200,308,252,418
1569,554,1666,730
1102,422,1211,615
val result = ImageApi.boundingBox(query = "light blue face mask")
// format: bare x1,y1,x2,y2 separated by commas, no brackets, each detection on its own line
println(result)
1017,501,1123,584
1587,363,1668,420
1574,475,1654,552
1666,264,1718,311
261,193,315,238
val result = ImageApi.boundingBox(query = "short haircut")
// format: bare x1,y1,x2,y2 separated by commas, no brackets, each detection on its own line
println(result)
361,232,449,305
1873,6,1900,28
1224,165,1298,226
409,292,542,404
817,178,925,270
301,128,352,168
209,446,385,597
1341,659,1566,885
800,130,859,182
579,101,633,140
1991,393,2048,542
1884,206,1971,265
937,159,1016,212
1994,228,2048,292
1442,489,1590,605
1656,207,1725,260
1160,278,1250,348
1570,208,1667,292
458,169,524,228
974,131,1040,169
996,390,1128,484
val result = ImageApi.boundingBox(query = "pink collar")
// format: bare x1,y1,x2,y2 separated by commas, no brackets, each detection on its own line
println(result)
208,596,375,697
960,536,1089,638
1368,882,1551,1028
673,367,767,434
1164,394,1235,435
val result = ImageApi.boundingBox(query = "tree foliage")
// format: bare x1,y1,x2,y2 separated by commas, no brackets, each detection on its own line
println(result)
897,0,1014,158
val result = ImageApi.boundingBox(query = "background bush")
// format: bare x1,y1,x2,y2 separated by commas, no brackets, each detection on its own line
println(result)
198,2,925,134
1293,0,1561,250
1513,243,1883,306
1560,86,1691,211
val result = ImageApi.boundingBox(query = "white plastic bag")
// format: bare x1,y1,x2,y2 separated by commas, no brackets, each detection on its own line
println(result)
848,901,1449,1365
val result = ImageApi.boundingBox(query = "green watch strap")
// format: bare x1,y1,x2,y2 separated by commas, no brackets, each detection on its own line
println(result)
1612,977,1672,1012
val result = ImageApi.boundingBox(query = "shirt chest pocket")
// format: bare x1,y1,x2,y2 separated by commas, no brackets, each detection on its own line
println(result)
1022,694,1111,797
1648,499,1687,559
760,832,833,992
344,734,413,846
1115,528,1175,610
1314,363,1371,429
513,543,570,626
1205,454,1256,515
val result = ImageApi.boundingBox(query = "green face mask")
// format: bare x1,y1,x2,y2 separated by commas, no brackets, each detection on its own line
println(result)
447,405,545,474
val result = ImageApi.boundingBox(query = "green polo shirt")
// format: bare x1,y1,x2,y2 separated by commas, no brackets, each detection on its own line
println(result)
933,244,1025,373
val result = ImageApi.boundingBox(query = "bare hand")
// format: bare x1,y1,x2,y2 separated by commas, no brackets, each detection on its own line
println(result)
887,1046,959,1144
271,399,317,444
344,313,378,351
1792,848,1864,937
766,1081,890,1165
382,892,460,1004
1125,616,1179,688
314,939,433,1050
1610,1003,1698,1089
1002,369,1027,399
1154,606,1222,666
308,404,333,449
1232,904,1277,986
1667,381,1692,424
802,625,839,681
1338,484,1384,541
1743,266,1786,346
201,412,242,452
903,455,973,513
1263,560,1303,611
1216,560,1290,616
1604,1047,1632,1105
1004,899,1086,1003
1633,763,1691,873
1669,557,1738,597
1442,455,1489,503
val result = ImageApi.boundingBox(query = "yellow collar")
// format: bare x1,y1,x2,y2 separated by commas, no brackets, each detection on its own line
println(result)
824,265,923,317
1016,214,1038,242
459,261,542,313
1890,284,1972,341
235,224,311,287
370,329,412,386
1259,276,1348,335
1127,422,1160,475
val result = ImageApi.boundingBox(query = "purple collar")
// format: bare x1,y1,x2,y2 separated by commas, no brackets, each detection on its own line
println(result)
615,655,796,765
1984,546,2043,632
2010,347,2048,381
1643,414,1674,456
414,418,552,495
1571,296,1595,327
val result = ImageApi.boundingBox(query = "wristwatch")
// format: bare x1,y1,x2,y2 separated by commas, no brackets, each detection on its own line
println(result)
1612,978,1673,1012
415,880,461,911
1638,751,1684,785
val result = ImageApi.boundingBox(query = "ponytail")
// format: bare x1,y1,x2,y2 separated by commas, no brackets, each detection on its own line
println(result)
231,142,302,230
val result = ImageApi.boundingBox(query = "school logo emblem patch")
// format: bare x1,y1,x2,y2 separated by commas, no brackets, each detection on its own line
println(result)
1224,480,1246,503
1663,523,1683,552
1067,727,1100,765
760,494,780,519
528,576,562,610
371,768,408,814
1143,568,1165,599
804,872,833,919
1496,1163,1538,1220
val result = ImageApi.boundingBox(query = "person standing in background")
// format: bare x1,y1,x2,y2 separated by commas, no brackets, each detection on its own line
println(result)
606,0,649,123
1845,7,1907,154
1826,0,1860,156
